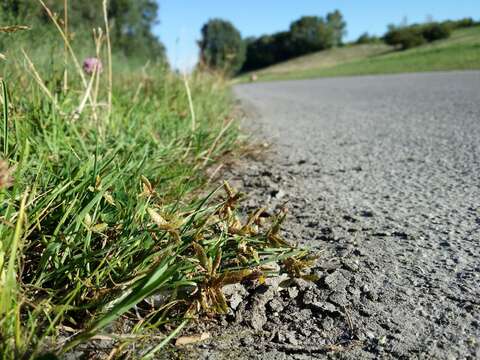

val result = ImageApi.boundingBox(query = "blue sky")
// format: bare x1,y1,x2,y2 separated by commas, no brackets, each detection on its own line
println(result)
154,0,480,70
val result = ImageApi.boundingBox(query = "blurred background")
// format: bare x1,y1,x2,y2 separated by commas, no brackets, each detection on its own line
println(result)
2,0,479,77
159,0,480,71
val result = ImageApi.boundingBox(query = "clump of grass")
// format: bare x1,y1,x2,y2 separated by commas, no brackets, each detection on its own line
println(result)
0,2,311,358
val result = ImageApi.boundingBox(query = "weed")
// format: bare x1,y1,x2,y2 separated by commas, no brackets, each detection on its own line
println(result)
0,1,309,358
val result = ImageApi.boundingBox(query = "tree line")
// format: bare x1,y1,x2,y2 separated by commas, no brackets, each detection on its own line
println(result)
199,13,478,76
383,18,477,50
0,0,166,62
199,10,347,75
243,11,346,72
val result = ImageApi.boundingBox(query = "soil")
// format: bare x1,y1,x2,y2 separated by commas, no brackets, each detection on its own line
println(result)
174,72,480,360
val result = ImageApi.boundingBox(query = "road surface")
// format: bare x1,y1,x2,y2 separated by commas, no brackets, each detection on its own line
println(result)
226,72,480,359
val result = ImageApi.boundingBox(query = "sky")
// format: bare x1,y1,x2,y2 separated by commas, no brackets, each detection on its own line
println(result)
154,0,480,70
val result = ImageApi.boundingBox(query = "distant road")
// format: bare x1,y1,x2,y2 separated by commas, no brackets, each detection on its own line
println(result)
234,72,480,358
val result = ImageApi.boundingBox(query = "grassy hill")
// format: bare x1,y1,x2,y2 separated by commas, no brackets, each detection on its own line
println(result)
238,26,480,82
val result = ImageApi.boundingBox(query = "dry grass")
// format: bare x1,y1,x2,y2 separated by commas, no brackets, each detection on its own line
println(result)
256,43,391,75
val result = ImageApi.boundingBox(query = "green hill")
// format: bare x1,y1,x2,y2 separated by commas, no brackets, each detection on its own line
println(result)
238,26,480,82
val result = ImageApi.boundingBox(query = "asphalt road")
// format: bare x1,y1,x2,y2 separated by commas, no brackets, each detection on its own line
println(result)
230,72,480,359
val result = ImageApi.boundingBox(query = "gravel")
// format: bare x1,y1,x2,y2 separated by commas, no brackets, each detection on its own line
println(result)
176,72,480,359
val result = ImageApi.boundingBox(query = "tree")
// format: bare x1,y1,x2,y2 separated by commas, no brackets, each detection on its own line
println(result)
0,0,38,20
421,23,451,42
355,32,379,44
242,31,294,72
290,16,335,55
107,0,165,59
241,11,349,73
198,19,246,75
326,10,346,46
242,36,277,71
0,0,166,62
384,26,425,50
384,22,451,50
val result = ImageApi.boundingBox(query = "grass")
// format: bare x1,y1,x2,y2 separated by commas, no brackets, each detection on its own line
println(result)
238,26,480,82
0,4,311,359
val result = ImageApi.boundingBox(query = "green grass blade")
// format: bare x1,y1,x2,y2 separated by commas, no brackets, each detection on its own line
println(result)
1,80,8,157
142,319,189,359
